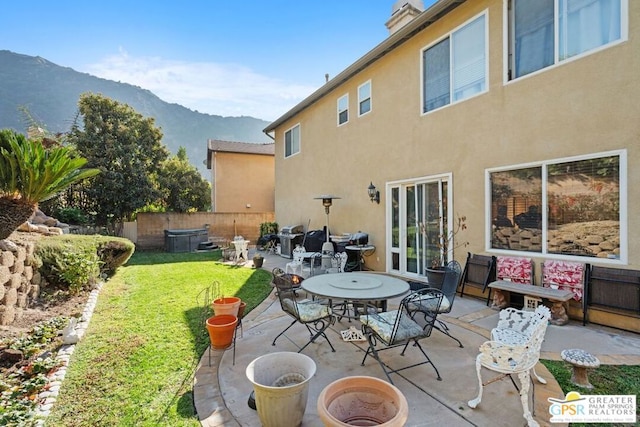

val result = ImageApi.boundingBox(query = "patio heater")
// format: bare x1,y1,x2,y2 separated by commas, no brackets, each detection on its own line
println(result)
314,195,340,267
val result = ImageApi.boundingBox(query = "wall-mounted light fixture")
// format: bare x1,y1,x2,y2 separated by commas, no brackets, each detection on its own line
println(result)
368,182,380,204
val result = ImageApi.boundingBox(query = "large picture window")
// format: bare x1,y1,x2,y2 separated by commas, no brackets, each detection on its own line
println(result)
422,13,486,113
509,0,625,79
488,151,625,262
284,124,300,158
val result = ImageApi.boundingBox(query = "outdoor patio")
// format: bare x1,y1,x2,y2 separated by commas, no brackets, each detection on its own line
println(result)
194,250,640,427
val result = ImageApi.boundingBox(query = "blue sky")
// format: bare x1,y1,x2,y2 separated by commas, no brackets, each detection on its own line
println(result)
2,1,437,121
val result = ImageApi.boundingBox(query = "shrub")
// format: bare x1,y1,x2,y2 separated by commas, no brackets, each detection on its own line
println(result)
35,234,135,292
54,207,90,225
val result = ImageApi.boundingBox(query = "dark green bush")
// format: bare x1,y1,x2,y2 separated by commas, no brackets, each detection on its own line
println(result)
35,234,135,292
54,207,90,225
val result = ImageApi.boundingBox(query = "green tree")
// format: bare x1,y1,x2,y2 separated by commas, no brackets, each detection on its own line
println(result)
0,129,99,240
68,93,169,225
157,147,211,212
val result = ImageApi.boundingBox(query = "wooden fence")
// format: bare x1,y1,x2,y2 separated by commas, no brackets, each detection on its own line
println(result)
131,212,275,250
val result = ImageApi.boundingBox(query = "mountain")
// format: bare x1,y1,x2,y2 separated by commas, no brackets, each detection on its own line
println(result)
0,50,272,177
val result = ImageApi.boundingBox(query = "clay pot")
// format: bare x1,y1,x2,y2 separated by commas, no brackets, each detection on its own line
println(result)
212,296,241,317
317,376,408,426
237,301,247,319
205,315,238,349
253,255,264,268
246,352,316,427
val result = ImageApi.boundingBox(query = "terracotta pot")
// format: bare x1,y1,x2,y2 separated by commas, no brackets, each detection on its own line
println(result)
205,315,238,349
237,301,247,319
212,296,241,317
317,376,408,426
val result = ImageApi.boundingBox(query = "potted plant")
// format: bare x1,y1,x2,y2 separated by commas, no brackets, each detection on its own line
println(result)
253,253,264,268
421,214,468,285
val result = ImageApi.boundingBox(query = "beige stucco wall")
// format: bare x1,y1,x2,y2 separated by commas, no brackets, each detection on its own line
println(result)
211,151,274,212
271,0,640,273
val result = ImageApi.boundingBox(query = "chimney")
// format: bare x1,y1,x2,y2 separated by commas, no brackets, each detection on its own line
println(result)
385,0,424,35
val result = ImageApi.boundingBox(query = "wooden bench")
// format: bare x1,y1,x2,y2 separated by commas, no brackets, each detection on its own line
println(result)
488,280,574,325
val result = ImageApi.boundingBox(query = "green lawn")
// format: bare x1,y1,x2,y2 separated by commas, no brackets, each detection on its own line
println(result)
46,251,272,427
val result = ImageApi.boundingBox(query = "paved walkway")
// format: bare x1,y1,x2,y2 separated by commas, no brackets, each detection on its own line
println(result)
194,251,640,426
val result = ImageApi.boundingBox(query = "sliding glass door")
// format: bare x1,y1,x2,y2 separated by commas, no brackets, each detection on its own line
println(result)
389,175,451,278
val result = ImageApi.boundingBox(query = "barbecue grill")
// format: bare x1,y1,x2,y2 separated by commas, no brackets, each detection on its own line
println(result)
277,225,304,258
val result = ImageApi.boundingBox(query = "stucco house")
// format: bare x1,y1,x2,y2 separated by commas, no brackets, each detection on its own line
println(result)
264,0,638,327
206,140,275,213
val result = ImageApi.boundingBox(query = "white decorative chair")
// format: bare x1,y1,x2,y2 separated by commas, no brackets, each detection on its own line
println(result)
326,252,348,274
468,305,551,427
233,238,249,264
285,245,306,276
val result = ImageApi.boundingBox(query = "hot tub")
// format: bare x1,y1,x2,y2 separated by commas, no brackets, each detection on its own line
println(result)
164,228,209,253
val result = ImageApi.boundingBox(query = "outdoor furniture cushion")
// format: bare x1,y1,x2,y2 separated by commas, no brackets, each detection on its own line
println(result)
360,311,423,344
496,256,533,284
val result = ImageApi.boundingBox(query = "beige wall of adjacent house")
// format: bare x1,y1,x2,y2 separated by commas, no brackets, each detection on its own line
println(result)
271,0,640,272
211,151,274,212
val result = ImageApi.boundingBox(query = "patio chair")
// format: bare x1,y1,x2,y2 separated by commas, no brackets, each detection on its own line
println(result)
458,252,496,305
468,305,551,427
233,238,249,264
409,261,464,347
490,304,551,384
285,245,306,276
325,251,348,274
359,287,444,386
272,272,336,353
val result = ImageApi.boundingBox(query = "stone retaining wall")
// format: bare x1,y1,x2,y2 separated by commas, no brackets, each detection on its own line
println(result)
0,241,42,325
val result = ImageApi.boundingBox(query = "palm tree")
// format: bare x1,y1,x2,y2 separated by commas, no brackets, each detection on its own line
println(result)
0,129,99,240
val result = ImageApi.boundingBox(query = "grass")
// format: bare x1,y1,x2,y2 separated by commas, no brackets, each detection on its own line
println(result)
46,250,273,427
540,360,640,427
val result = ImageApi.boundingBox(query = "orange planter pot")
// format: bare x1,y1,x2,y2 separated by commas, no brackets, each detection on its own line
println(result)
212,296,241,317
206,315,238,349
237,301,247,319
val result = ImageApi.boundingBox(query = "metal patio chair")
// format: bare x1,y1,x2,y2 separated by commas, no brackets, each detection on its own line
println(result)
359,287,444,386
272,272,336,353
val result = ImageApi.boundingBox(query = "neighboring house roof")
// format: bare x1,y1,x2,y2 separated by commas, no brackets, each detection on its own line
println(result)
263,0,467,134
206,139,275,169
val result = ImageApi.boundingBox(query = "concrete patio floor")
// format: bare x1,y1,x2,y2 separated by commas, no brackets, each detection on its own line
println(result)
194,250,640,427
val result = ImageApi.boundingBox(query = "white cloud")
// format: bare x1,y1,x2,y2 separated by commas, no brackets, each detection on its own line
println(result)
84,49,316,121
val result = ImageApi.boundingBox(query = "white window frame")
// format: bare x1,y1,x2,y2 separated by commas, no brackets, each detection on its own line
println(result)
504,0,628,83
337,94,349,126
421,11,488,115
485,149,627,264
284,123,300,158
358,80,372,117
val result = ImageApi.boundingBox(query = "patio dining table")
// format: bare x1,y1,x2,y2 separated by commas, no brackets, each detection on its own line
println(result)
301,272,410,315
